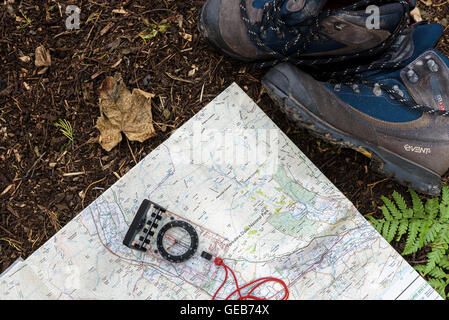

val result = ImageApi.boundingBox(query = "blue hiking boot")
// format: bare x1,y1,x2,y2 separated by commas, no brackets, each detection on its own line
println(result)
261,23,449,195
198,0,414,67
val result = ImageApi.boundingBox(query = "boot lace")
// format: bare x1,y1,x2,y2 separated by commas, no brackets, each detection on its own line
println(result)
241,0,447,116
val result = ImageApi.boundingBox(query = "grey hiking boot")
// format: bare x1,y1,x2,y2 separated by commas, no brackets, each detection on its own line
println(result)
261,23,449,195
198,0,413,67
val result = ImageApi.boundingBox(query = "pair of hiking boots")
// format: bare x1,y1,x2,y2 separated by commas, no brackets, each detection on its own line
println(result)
198,0,449,196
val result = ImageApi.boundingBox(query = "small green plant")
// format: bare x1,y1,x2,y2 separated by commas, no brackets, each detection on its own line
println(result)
18,10,33,29
367,185,449,299
138,21,170,42
54,119,74,143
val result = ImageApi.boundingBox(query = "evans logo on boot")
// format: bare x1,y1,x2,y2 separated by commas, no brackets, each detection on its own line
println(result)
404,144,431,154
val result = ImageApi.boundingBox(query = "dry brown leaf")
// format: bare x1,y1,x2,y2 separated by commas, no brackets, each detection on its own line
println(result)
35,45,51,67
96,73,156,151
410,7,422,23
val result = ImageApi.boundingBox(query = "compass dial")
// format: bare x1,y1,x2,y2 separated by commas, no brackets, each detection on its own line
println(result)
156,220,199,263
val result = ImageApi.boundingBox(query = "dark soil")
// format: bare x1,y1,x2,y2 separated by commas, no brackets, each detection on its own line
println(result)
1,0,448,286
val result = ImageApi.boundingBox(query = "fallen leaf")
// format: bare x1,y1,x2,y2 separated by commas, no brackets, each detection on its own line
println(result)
96,73,156,151
410,7,422,23
35,45,51,67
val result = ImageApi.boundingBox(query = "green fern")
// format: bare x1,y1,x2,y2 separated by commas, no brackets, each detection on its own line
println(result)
54,119,74,143
367,185,449,299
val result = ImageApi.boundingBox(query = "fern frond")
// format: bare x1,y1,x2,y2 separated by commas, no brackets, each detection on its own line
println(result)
424,222,443,244
402,219,422,255
414,265,427,274
409,189,425,218
425,197,439,219
426,265,449,279
382,197,400,220
367,216,384,234
417,219,434,248
396,219,409,242
392,191,410,218
440,229,449,244
437,257,449,270
369,185,449,299
382,220,391,240
427,278,448,299
386,220,400,243
425,248,447,275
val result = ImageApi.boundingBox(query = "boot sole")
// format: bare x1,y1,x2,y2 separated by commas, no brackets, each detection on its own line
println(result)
262,77,442,196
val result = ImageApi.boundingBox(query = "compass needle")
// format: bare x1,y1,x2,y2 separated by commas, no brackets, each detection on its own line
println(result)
157,220,199,263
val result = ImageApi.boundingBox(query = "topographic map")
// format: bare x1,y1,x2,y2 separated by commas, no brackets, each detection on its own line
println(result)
0,83,442,300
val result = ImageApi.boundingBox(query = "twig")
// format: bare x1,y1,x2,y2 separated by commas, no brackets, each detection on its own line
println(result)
62,171,86,177
81,176,107,208
24,152,47,179
367,178,389,188
126,137,137,165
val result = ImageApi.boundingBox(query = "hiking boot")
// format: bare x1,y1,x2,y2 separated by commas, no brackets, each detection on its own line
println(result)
198,0,412,65
261,23,449,195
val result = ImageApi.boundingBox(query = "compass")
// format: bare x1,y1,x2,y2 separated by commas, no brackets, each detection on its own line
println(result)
156,220,199,263
123,200,201,263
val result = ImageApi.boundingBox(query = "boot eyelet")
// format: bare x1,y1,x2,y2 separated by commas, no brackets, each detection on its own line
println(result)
406,69,419,84
373,84,382,96
393,85,405,98
334,22,346,31
427,59,439,73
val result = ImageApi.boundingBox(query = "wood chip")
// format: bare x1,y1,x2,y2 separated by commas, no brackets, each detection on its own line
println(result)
100,22,114,36
35,45,52,67
112,8,128,15
1,184,14,196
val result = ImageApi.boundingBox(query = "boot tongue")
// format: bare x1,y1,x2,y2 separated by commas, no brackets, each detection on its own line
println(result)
282,0,327,25
400,50,449,113
251,0,326,25
370,23,444,70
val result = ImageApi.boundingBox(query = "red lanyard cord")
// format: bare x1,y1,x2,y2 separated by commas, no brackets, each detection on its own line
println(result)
211,257,289,300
